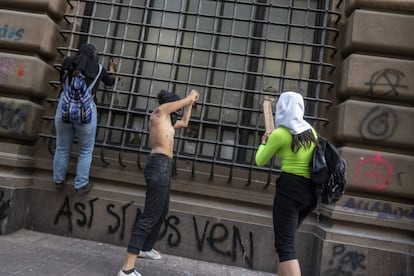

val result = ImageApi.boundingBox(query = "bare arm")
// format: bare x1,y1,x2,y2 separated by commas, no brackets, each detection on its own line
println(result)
174,104,193,128
159,97,192,115
158,89,199,119
174,89,199,128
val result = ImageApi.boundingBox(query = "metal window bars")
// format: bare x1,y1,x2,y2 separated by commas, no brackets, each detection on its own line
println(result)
42,0,339,187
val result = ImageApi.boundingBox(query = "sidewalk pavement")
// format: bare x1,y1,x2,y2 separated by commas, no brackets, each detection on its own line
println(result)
0,229,275,276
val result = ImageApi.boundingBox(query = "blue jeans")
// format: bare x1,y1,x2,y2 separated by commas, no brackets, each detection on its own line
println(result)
53,95,97,189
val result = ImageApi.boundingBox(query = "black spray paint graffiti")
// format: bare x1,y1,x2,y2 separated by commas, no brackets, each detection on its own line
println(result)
191,217,254,267
54,197,255,267
54,196,137,241
158,215,254,268
0,191,11,222
359,106,397,141
364,68,408,97
323,244,366,276
107,201,136,241
0,190,11,235
0,101,28,134
158,215,181,247
54,196,97,232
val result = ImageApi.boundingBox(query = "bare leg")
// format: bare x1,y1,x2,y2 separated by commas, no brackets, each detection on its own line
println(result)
122,253,138,270
278,259,301,276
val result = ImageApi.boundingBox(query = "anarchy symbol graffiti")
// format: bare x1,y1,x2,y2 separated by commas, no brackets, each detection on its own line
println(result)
359,106,397,141
353,152,393,190
364,68,407,97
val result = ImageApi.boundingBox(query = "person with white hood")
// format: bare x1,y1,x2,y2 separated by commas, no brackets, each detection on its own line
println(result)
255,91,318,276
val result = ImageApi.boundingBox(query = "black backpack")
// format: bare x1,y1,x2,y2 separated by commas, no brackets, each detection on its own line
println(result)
310,134,347,219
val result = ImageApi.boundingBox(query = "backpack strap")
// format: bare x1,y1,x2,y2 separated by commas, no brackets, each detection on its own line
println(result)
88,64,102,91
313,130,323,222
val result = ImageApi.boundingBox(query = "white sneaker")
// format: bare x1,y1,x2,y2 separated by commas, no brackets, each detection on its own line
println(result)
117,269,142,276
138,249,162,260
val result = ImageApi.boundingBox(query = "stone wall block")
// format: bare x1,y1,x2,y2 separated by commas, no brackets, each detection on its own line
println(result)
332,194,414,232
27,189,277,273
336,54,414,102
340,147,414,200
0,0,68,20
0,10,60,60
333,100,414,151
0,97,44,142
0,187,30,235
345,0,414,16
0,142,36,169
0,52,57,100
341,10,414,57
318,241,411,276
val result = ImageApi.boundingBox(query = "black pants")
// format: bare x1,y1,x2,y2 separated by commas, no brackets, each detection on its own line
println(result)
127,153,173,254
273,172,316,262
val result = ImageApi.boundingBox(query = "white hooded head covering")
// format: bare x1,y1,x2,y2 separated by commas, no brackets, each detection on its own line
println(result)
274,91,311,134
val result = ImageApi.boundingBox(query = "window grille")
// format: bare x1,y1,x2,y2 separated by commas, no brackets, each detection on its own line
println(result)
43,0,339,186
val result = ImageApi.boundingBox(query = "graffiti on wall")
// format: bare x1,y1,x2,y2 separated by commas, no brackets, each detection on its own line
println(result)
0,24,24,41
342,197,414,220
364,68,408,97
0,190,11,234
353,152,394,190
0,57,25,87
359,106,397,141
0,101,28,134
157,215,254,267
54,196,136,241
322,244,366,276
0,191,10,222
54,196,255,267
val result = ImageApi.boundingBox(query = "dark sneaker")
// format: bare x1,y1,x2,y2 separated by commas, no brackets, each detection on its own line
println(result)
76,183,92,195
55,182,64,190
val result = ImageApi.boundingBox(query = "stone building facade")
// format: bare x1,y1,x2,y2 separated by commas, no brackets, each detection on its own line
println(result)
0,0,412,275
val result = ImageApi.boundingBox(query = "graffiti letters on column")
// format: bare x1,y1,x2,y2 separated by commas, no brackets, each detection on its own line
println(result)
359,106,397,141
343,197,414,220
323,244,366,276
0,24,24,41
0,101,28,134
364,68,407,97
0,190,11,225
54,196,255,267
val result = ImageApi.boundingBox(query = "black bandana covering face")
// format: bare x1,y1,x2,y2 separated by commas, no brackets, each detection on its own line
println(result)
70,43,99,79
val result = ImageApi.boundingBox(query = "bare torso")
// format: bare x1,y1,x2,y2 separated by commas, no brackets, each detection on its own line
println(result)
149,108,175,158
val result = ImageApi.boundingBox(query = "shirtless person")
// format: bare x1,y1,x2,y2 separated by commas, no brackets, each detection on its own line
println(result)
118,89,199,276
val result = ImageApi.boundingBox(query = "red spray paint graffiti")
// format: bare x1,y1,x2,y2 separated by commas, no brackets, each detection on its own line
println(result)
353,152,393,190
17,63,24,77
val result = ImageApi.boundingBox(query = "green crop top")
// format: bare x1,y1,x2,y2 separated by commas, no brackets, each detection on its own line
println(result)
255,127,316,178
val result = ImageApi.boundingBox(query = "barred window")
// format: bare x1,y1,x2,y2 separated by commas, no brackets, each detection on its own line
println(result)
48,0,336,184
